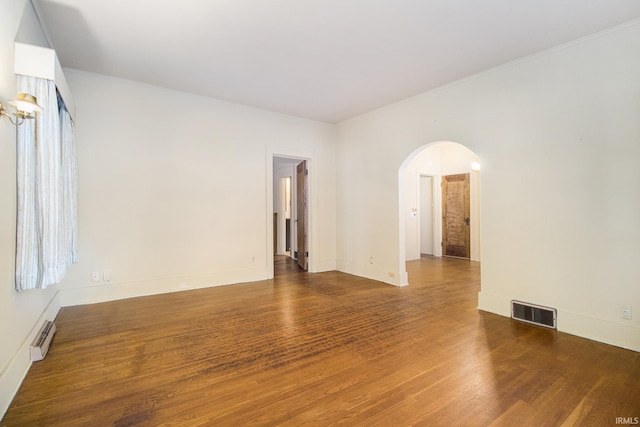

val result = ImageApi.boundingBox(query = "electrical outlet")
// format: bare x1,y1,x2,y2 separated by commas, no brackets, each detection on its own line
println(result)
91,271,100,282
621,306,632,320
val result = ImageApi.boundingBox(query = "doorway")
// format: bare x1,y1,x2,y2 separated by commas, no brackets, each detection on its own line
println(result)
272,156,309,274
399,141,481,283
442,173,470,258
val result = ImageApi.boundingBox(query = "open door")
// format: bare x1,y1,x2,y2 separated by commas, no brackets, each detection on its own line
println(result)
296,160,308,270
442,173,470,258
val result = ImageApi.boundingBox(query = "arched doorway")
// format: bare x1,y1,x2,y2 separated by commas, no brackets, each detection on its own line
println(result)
398,141,481,284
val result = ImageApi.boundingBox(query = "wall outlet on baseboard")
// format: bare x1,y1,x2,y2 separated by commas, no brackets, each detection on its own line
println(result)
621,305,632,320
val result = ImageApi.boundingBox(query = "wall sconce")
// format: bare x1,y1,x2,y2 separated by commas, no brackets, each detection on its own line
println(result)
0,93,43,126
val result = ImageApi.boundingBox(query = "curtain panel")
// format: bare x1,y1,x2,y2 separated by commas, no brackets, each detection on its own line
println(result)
15,75,78,291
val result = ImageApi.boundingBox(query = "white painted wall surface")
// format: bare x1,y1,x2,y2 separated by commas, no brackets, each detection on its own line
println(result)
337,23,640,350
0,1,62,418
419,176,433,255
57,71,337,305
403,165,421,261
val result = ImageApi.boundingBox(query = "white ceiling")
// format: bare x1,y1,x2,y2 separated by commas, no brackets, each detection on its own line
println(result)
34,0,640,124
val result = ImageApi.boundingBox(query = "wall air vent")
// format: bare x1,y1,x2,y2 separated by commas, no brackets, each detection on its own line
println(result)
30,320,56,362
511,300,557,329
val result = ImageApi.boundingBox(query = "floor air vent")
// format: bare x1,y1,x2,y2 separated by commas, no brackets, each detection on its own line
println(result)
511,301,556,329
30,320,56,362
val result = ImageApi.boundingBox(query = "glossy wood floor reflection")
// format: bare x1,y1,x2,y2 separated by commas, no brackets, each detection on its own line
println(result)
3,256,639,426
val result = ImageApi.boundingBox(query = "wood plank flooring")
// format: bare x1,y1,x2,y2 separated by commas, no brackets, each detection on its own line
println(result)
2,256,639,426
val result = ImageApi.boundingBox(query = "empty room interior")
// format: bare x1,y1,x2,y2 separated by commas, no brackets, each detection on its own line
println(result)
1,1,639,425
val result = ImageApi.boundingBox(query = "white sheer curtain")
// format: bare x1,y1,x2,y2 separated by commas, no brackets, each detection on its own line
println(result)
15,75,78,291
60,103,78,268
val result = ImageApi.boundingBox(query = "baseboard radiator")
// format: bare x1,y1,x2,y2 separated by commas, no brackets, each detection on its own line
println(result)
511,300,557,329
30,320,56,362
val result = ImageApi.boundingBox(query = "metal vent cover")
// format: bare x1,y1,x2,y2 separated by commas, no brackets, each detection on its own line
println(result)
511,300,557,329
30,320,56,362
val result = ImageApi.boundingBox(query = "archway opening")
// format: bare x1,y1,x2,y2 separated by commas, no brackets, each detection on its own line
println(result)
399,141,481,284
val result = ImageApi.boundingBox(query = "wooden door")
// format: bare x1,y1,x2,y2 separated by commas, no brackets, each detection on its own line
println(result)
296,161,308,270
442,174,470,258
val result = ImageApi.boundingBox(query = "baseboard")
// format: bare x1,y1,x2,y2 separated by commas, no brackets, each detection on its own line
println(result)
398,270,409,287
0,291,61,420
336,260,405,286
558,310,640,352
477,291,640,352
477,291,511,317
310,259,337,273
59,267,269,307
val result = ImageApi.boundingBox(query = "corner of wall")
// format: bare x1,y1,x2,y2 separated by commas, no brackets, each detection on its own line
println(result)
0,290,62,419
477,290,511,317
312,259,338,273
336,260,405,286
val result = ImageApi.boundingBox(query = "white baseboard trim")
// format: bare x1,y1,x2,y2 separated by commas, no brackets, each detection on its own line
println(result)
310,259,337,273
558,310,640,352
0,291,61,420
477,291,640,352
59,268,269,307
477,291,511,317
398,271,409,287
336,260,405,286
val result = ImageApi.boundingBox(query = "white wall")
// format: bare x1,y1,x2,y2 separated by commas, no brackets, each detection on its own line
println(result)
403,149,440,261
0,0,62,418
56,70,336,305
403,142,481,262
419,176,434,255
337,23,640,351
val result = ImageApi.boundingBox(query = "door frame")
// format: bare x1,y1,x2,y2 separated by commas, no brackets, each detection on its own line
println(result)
296,160,309,271
267,153,313,279
417,174,441,257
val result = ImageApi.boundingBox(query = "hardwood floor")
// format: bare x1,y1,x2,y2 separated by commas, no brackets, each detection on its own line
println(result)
3,256,639,426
